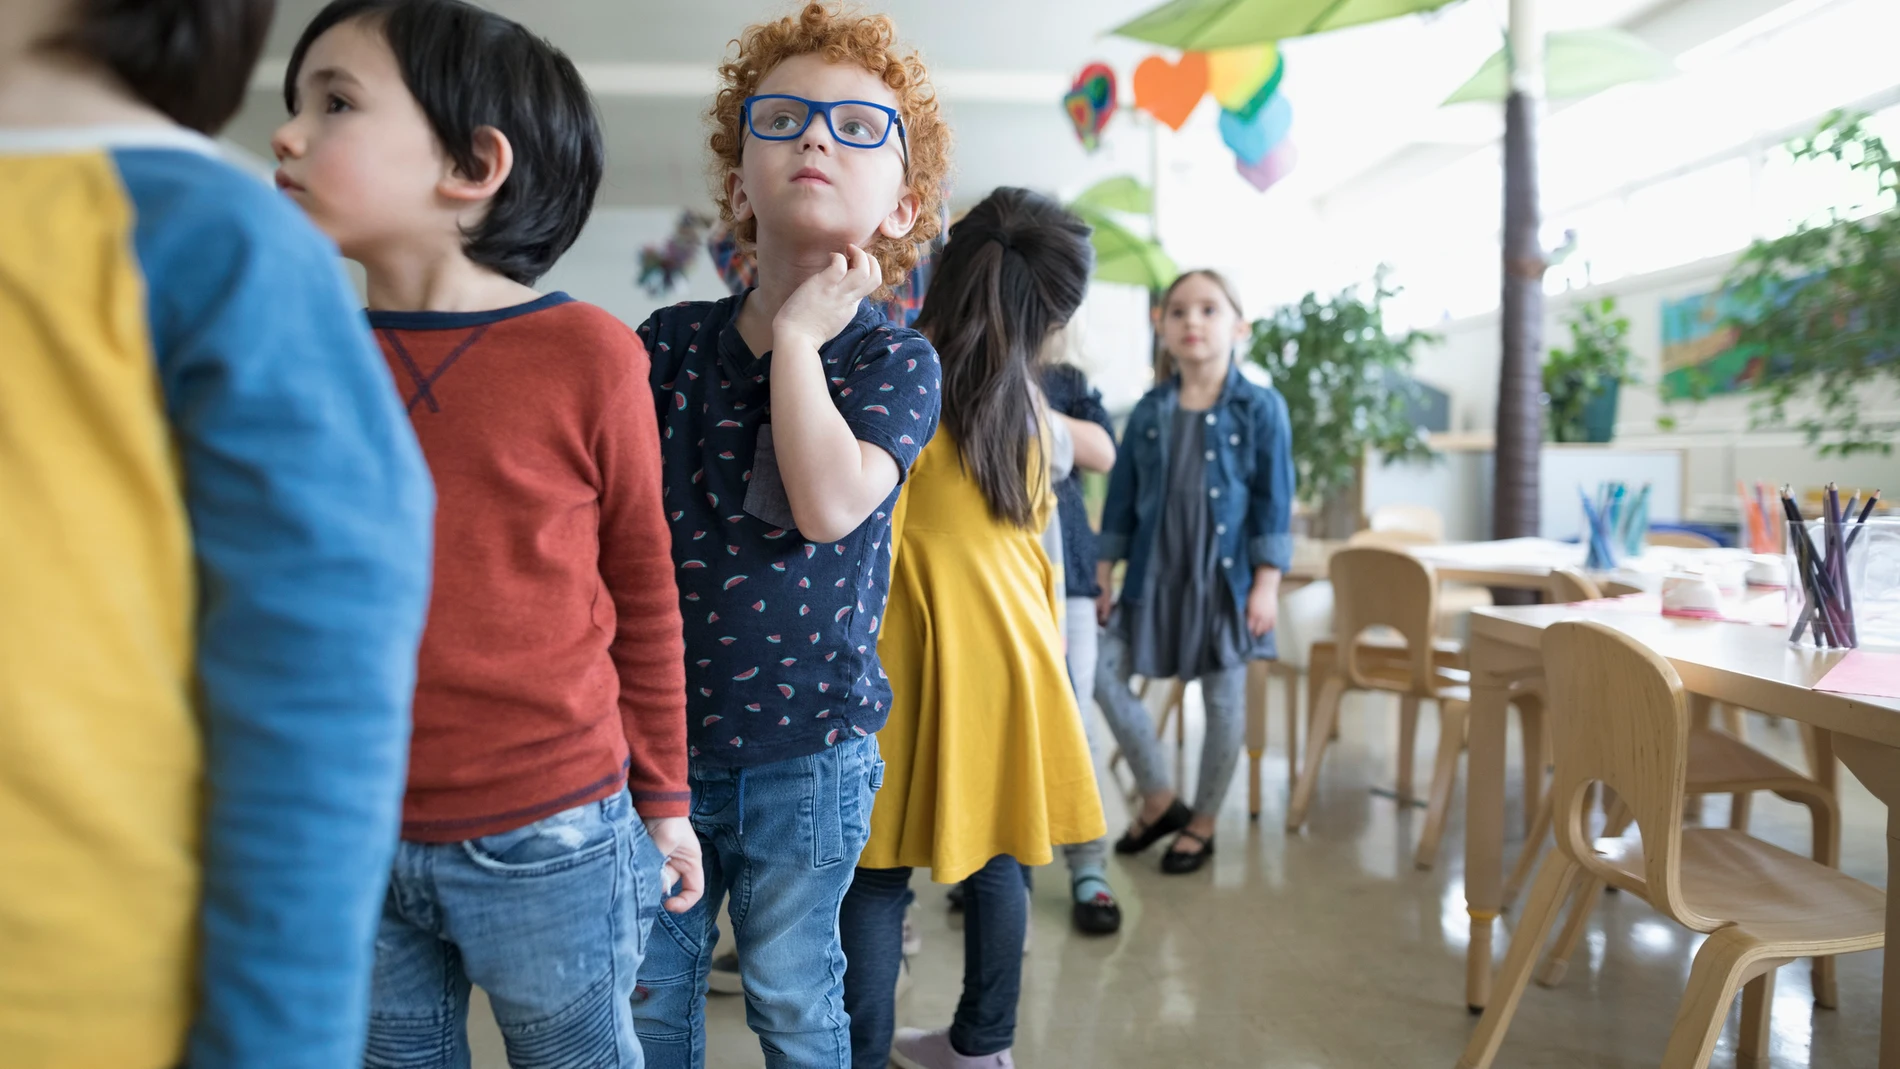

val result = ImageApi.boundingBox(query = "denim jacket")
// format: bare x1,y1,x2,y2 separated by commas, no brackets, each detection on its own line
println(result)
1098,361,1295,614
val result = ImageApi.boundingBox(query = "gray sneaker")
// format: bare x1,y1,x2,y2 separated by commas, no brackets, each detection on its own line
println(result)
707,950,743,995
889,1028,1013,1069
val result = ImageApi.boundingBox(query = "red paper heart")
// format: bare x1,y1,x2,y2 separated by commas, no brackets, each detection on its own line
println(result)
1134,52,1208,131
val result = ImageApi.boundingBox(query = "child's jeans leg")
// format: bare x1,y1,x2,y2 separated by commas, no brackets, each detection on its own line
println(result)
950,855,1030,1056
1094,617,1174,799
630,785,729,1069
363,851,474,1069
368,790,661,1069
642,736,882,1069
1062,596,1111,874
839,865,913,1069
1191,664,1249,818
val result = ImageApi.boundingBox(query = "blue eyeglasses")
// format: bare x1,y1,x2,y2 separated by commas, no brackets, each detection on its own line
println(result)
742,94,909,168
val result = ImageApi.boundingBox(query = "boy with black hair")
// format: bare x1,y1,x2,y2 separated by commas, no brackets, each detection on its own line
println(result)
273,2,697,1064
1,0,434,1067
628,5,950,1067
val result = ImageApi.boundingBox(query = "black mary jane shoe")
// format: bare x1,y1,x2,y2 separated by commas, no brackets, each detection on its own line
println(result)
1113,799,1192,855
1071,884,1123,936
1159,829,1215,875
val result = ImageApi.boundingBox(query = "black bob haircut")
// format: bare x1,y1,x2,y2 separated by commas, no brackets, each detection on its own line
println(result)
285,0,604,285
48,0,275,134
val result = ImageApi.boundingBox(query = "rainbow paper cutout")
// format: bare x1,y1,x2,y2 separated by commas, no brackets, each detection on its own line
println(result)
1064,62,1118,152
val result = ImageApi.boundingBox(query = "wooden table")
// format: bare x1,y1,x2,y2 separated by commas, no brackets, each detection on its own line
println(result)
1288,535,1745,595
1409,536,1747,596
1460,600,1900,1063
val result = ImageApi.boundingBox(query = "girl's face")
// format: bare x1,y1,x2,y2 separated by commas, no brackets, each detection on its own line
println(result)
1159,274,1247,369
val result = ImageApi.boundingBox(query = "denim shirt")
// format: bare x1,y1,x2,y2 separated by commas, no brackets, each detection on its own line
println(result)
1098,361,1295,611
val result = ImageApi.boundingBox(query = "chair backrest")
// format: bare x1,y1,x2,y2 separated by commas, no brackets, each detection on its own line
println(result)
1546,567,1601,603
1369,504,1446,543
1348,528,1436,548
1328,546,1438,693
1648,530,1720,549
1541,621,1722,932
1601,578,1645,597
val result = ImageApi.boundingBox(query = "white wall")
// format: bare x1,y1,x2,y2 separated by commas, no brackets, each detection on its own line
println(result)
1410,253,1900,522
540,207,735,330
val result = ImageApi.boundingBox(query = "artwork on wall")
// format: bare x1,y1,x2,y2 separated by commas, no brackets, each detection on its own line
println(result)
1658,287,1765,399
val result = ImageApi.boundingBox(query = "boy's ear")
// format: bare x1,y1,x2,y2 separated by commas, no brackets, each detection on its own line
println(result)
725,169,756,225
440,126,514,205
877,185,920,241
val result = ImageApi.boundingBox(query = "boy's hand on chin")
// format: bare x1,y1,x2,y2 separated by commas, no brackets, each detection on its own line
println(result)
773,244,883,353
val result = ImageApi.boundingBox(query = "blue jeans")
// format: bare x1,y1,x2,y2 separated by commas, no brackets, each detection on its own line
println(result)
364,790,663,1069
632,736,882,1069
841,855,1027,1066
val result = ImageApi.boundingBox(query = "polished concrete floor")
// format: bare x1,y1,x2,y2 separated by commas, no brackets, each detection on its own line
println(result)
470,688,1887,1067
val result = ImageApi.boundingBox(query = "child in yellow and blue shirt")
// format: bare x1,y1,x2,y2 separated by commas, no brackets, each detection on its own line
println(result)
0,1,434,1067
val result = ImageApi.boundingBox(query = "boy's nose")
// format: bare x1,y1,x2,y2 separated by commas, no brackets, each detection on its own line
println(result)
268,121,299,162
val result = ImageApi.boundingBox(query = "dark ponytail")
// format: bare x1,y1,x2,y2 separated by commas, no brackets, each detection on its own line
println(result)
914,188,1094,528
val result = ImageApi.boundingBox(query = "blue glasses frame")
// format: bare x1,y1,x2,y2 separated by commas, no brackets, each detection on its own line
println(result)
741,94,909,168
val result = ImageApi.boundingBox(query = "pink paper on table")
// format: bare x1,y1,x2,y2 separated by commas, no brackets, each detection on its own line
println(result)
1571,592,1787,627
1815,651,1900,699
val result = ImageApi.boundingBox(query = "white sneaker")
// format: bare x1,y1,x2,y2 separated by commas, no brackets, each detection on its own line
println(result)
890,1027,1013,1069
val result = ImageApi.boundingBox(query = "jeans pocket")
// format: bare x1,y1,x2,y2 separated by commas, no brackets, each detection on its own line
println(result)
461,795,624,876
625,818,665,957
811,745,845,868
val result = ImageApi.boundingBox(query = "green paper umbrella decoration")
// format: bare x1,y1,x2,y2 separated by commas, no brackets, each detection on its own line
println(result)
1069,179,1177,289
1082,211,1179,289
1113,0,1462,49
1444,27,1674,104
1072,174,1155,215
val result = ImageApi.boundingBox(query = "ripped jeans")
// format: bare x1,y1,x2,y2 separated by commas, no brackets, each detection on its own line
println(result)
364,790,663,1069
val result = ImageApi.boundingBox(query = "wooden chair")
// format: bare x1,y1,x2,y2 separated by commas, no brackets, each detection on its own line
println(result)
1285,546,1538,869
1456,622,1880,1069
1500,582,1842,950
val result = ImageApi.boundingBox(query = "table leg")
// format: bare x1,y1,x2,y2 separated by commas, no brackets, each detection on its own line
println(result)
1833,736,1900,1068
1464,632,1514,1013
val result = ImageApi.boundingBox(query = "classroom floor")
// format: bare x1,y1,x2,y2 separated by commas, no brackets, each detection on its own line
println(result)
468,687,1886,1068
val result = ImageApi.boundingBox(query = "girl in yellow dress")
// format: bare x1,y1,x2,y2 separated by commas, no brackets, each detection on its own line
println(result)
839,187,1107,1069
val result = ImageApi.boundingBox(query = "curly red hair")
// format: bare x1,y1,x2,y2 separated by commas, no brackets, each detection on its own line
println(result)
709,3,950,296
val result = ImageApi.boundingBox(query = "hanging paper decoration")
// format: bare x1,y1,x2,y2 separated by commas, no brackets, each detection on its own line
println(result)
1224,51,1286,122
1062,62,1118,151
1131,51,1208,131
1218,91,1292,164
1206,44,1279,111
705,220,756,295
1236,139,1298,192
638,210,714,296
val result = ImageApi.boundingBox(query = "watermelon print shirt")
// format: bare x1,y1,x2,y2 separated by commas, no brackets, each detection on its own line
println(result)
640,295,942,768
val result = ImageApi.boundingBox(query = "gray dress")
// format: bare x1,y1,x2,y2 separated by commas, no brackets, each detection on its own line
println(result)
1125,408,1261,680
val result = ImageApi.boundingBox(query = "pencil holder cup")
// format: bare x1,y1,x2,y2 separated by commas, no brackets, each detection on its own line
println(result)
1785,518,1900,650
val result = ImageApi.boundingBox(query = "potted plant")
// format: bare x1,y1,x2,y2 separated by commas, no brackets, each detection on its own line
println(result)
1709,110,1900,457
1543,296,1635,443
1247,270,1438,537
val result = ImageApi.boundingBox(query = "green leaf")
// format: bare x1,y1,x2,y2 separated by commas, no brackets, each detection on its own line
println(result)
1243,268,1439,507
1714,110,1900,456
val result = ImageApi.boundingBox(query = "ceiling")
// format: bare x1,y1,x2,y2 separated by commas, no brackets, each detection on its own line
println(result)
222,0,1822,214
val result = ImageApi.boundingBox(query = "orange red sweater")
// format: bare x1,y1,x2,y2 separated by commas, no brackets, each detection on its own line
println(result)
370,293,688,840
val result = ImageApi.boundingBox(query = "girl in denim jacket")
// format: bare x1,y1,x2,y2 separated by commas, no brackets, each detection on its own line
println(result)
1093,270,1295,874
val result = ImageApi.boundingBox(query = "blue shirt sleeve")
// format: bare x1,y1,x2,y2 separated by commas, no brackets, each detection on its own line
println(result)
1247,386,1295,572
118,149,434,1069
837,323,941,480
